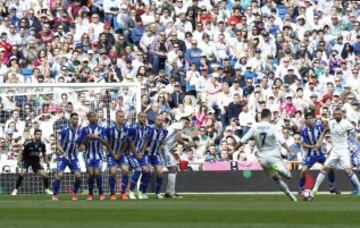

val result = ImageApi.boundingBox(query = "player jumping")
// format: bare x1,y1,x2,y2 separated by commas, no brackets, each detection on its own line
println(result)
311,107,360,197
52,112,82,201
237,109,297,201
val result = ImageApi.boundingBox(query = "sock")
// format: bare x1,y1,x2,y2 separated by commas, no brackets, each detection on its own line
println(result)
130,170,141,191
109,175,116,194
96,175,103,195
43,177,49,189
349,173,360,192
299,177,305,191
52,179,61,195
328,170,336,190
166,173,177,195
276,179,294,200
312,171,326,193
73,178,80,194
88,176,94,195
140,172,151,193
121,175,129,194
155,176,163,194
15,176,24,189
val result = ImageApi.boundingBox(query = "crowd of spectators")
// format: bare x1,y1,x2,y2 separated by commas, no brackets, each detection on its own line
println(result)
0,0,360,173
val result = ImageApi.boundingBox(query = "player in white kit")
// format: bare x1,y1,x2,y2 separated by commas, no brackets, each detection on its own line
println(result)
311,107,360,197
238,109,297,201
163,117,191,198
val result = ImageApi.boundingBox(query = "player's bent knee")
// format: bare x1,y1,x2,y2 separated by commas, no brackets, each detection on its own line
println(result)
74,172,81,179
57,173,64,179
109,169,116,176
168,166,177,173
142,167,150,173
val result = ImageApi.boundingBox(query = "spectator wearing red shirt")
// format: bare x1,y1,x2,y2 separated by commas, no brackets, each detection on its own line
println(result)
198,7,212,24
0,33,12,64
40,23,55,44
226,7,242,26
309,94,322,116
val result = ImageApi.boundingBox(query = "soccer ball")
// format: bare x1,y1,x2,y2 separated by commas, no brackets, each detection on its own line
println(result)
300,190,313,201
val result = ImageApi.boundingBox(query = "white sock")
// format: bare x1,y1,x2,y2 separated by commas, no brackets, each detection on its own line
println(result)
312,171,326,193
349,173,360,191
166,173,176,195
276,179,294,200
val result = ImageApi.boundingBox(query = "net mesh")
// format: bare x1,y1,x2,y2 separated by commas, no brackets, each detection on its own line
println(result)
0,83,141,194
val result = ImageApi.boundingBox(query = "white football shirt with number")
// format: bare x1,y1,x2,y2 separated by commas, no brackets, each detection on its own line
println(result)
240,121,285,159
328,118,353,150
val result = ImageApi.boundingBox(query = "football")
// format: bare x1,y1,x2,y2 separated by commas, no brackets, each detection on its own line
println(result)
300,190,313,201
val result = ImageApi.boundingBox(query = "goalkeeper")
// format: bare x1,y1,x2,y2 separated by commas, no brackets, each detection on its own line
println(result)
11,129,53,195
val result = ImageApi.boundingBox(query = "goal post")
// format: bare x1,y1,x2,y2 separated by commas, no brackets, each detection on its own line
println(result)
0,82,142,124
0,83,142,194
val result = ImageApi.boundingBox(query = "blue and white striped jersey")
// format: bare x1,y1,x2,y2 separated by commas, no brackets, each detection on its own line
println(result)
59,126,79,160
128,123,152,154
76,124,107,160
148,126,168,156
300,124,324,157
106,123,130,155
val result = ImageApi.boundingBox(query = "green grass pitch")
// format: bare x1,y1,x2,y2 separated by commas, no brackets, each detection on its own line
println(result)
0,194,359,228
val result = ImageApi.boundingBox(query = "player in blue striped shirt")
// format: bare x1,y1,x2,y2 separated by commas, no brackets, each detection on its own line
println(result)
52,112,81,201
300,111,338,193
144,115,168,199
106,110,131,200
127,112,152,199
76,111,108,201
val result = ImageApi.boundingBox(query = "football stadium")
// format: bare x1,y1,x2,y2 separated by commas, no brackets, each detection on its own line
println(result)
0,0,360,227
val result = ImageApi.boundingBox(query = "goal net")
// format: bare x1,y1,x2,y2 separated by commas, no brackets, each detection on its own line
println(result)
0,83,141,194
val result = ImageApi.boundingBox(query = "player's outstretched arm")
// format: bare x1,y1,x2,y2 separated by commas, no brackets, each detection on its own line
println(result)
281,143,295,157
315,127,329,149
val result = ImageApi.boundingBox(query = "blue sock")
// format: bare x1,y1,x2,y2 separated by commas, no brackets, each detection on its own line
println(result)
88,176,94,195
140,172,151,193
121,175,129,194
328,171,336,189
96,176,103,195
53,179,61,195
299,177,305,191
130,170,141,191
109,175,116,194
73,179,80,194
155,176,163,194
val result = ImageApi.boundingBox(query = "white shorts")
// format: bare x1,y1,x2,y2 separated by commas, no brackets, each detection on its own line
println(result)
162,144,178,168
259,156,291,179
324,149,352,169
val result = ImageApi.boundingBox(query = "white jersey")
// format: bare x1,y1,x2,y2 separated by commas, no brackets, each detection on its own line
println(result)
328,118,353,150
240,121,285,159
164,122,185,148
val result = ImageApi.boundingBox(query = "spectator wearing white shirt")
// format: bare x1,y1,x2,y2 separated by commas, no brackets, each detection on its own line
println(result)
238,105,254,135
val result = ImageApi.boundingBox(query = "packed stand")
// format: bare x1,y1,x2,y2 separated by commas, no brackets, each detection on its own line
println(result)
0,0,360,173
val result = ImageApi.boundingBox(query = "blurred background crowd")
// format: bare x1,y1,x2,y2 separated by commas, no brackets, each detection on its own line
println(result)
0,0,360,173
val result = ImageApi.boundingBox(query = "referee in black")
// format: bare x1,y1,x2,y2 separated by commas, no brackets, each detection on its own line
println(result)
11,129,53,195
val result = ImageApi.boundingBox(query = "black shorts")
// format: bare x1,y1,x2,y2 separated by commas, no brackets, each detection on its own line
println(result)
22,160,43,173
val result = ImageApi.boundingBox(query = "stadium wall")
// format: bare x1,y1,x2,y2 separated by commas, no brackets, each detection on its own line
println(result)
0,171,355,194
